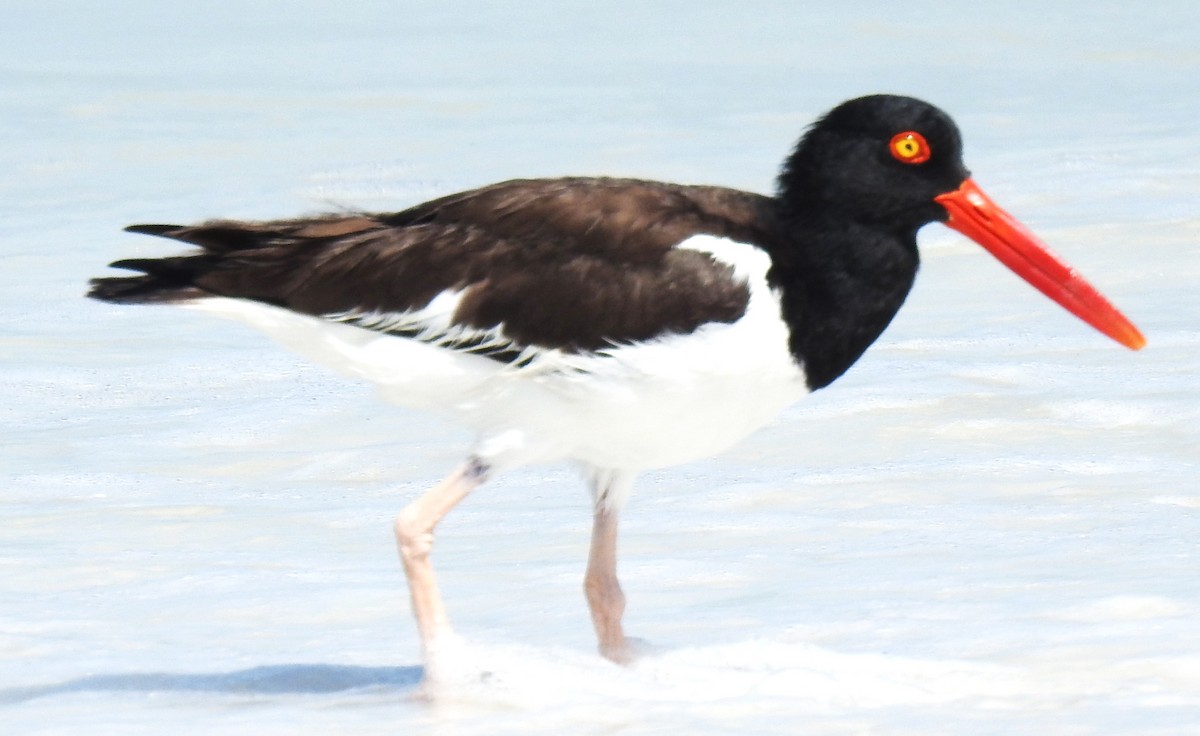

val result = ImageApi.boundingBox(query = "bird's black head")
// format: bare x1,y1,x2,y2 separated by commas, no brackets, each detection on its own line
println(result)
777,95,971,235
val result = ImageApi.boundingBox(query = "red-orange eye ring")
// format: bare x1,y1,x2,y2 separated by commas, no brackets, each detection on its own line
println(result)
889,131,931,164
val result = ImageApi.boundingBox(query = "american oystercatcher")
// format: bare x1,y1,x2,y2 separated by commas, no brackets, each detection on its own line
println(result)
88,95,1145,666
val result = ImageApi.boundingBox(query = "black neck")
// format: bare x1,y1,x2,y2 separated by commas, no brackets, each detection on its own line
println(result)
766,209,921,390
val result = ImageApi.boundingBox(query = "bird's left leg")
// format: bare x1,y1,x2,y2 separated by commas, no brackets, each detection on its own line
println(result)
584,470,635,664
394,456,490,661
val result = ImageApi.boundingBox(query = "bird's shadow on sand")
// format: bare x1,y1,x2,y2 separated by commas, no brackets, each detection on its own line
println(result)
0,663,424,704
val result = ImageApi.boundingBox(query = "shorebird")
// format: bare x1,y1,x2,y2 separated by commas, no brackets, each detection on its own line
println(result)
89,94,1144,665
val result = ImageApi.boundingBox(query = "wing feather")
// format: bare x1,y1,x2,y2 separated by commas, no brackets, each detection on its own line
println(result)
89,178,779,357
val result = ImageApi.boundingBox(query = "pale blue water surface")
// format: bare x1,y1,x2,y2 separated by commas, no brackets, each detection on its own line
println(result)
2,2,1198,734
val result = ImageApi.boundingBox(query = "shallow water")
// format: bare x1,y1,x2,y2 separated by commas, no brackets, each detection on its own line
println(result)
3,1,1199,733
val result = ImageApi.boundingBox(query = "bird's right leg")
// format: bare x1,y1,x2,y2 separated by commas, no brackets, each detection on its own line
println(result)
584,470,635,664
585,503,628,662
394,456,490,661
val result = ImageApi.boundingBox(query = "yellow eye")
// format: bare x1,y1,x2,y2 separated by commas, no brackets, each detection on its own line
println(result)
889,131,931,164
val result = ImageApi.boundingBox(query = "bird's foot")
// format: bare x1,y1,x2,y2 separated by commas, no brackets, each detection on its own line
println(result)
420,630,471,682
600,636,658,665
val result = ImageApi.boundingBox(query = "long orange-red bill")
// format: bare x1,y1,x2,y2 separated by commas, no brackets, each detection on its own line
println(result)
934,178,1146,350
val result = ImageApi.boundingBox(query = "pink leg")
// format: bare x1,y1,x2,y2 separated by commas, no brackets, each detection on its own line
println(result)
585,504,630,663
394,458,488,660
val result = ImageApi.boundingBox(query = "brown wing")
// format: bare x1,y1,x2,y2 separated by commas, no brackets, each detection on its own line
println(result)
89,177,778,354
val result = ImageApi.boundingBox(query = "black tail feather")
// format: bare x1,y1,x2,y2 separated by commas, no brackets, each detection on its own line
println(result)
123,224,184,237
90,221,272,304
108,255,215,277
87,254,217,305
123,216,380,252
91,214,384,305
123,222,270,252
87,275,207,304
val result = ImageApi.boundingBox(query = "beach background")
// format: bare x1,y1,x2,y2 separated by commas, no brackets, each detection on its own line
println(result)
2,1,1198,733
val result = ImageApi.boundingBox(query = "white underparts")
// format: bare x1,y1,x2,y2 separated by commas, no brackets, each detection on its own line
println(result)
184,234,809,506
